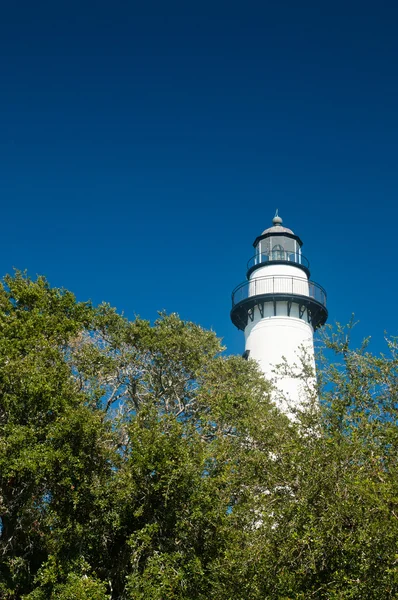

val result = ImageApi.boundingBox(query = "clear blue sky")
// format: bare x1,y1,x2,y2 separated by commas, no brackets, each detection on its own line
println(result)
1,1,397,356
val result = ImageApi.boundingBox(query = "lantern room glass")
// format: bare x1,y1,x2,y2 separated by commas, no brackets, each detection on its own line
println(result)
255,235,301,265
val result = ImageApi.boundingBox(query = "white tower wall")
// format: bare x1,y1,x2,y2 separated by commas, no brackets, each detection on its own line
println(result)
244,312,316,414
246,262,315,412
249,263,310,302
250,263,306,280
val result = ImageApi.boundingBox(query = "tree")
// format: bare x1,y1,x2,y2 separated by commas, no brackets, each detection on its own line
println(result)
209,322,398,599
63,309,283,599
0,273,282,599
0,273,113,599
2,273,398,599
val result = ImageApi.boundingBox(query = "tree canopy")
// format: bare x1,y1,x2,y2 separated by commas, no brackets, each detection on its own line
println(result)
1,273,398,599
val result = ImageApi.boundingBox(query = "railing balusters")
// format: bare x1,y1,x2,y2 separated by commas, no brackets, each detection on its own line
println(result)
233,276,326,308
246,252,310,271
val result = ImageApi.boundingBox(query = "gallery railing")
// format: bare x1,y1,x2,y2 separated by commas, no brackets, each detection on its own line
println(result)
247,251,310,271
232,275,327,308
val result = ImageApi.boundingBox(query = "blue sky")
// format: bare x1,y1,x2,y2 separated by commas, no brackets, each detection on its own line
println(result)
1,1,398,356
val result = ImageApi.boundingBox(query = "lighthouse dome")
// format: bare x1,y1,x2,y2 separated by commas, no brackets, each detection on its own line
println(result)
261,212,294,235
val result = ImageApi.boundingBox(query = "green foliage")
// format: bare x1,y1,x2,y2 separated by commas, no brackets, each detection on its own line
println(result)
2,273,398,598
0,273,111,598
209,321,398,600
25,558,108,600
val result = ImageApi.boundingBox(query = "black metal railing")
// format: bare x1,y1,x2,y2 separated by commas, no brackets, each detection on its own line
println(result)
247,251,310,271
232,275,327,308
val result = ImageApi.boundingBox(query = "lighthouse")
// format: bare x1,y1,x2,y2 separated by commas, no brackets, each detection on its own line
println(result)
231,213,328,414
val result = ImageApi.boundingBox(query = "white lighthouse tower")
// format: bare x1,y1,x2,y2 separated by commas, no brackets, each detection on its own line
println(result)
231,213,328,414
